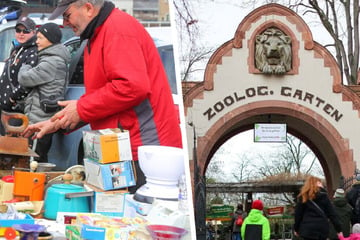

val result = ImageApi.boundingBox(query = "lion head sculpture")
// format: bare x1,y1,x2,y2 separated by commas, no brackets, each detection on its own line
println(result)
255,27,292,74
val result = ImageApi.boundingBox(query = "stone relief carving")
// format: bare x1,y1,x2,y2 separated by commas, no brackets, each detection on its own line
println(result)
255,27,292,74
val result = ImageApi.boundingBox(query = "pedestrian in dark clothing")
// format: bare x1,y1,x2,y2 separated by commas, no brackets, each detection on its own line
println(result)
329,188,353,240
231,203,247,240
294,175,343,240
346,174,360,225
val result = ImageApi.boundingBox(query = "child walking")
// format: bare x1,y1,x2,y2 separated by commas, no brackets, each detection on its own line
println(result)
339,223,360,240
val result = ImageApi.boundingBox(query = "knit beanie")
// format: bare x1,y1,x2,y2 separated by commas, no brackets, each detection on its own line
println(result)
38,23,62,44
333,188,345,198
353,223,360,233
251,200,264,211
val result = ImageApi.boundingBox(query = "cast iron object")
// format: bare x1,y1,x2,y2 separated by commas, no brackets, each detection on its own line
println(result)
0,111,38,157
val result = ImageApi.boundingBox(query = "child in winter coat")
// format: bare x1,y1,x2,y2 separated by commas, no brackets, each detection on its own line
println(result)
339,223,360,240
241,200,270,240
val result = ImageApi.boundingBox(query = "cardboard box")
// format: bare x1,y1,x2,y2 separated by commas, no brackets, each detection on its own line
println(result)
83,128,132,164
84,159,136,191
81,224,136,240
94,192,128,217
76,214,149,240
84,184,129,217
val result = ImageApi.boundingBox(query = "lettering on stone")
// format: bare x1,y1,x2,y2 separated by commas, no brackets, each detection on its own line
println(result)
255,27,292,74
203,86,343,122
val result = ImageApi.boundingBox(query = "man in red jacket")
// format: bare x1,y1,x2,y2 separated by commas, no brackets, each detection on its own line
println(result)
23,0,182,192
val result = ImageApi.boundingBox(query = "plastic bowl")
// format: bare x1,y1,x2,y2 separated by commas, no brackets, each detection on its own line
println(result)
138,146,184,184
146,225,188,240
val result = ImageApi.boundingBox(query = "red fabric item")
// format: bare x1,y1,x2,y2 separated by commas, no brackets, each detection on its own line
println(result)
77,9,182,160
235,214,243,226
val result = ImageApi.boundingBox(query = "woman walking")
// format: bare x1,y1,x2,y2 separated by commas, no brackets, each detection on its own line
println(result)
294,175,343,240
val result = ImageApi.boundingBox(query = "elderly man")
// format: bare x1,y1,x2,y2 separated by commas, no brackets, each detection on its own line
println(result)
23,0,182,192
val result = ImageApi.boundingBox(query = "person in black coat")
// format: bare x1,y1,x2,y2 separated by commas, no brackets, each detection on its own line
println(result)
329,188,353,240
294,175,343,240
346,174,360,225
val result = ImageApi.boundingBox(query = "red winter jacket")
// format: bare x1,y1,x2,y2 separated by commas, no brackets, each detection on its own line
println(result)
77,8,182,160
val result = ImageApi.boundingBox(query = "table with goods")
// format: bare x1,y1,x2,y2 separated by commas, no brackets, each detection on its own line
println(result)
0,112,192,240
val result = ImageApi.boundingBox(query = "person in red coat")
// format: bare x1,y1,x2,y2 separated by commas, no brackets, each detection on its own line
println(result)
23,0,182,193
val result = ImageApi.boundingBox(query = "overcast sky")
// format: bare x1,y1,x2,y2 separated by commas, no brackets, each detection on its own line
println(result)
177,0,334,82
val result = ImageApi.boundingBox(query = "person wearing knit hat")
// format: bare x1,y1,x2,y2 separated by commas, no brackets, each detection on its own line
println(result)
252,200,264,211
353,223,360,233
338,223,360,239
346,175,360,225
241,199,270,240
37,23,62,44
15,22,71,163
329,188,353,240
334,188,346,198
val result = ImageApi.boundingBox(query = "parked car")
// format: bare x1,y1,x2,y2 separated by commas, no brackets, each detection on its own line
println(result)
0,0,26,24
0,5,22,24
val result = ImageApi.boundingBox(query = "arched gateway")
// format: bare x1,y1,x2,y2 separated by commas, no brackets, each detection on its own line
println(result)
184,3,360,195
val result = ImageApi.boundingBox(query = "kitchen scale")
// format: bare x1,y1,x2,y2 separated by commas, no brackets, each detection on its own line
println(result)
129,145,185,215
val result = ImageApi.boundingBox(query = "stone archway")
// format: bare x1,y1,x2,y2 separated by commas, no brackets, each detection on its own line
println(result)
184,3,360,200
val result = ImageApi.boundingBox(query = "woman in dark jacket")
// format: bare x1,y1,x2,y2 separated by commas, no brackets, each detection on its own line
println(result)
0,17,37,113
294,175,343,240
0,17,37,135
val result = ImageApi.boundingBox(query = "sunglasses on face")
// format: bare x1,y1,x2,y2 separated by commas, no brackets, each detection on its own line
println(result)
15,28,31,34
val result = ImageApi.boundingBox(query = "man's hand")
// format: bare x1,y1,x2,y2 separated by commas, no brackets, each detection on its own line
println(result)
22,119,60,139
22,100,82,139
51,100,81,130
